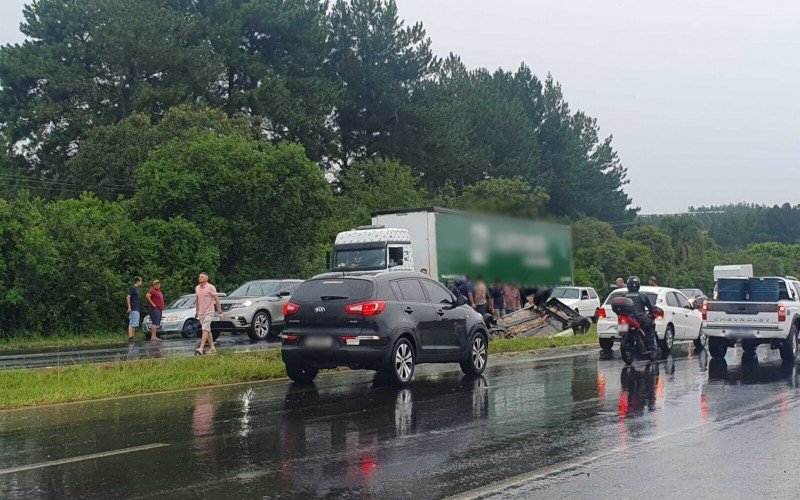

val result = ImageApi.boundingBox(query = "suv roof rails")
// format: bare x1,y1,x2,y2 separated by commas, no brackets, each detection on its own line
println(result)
355,224,385,230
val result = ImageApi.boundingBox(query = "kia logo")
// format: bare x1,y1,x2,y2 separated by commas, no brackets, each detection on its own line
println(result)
315,307,326,313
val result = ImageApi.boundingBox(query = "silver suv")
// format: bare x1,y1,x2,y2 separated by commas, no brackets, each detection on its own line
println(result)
214,280,303,341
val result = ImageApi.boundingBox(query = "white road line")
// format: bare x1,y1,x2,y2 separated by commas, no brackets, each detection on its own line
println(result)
0,443,170,475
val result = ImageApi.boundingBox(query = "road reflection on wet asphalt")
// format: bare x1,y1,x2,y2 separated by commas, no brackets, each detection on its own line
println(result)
2,342,799,499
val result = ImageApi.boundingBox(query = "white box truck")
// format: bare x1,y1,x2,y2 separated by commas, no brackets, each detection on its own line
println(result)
331,208,573,287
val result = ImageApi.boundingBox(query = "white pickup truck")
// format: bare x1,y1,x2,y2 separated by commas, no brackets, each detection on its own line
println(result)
703,276,800,362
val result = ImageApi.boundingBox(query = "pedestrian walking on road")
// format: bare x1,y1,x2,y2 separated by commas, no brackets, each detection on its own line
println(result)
146,279,165,343
195,272,223,356
125,277,143,342
504,283,522,313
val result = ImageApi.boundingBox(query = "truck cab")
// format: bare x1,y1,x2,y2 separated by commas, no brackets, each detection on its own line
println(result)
332,226,414,273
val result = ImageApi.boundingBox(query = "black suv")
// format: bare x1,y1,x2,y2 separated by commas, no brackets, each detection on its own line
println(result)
281,272,489,385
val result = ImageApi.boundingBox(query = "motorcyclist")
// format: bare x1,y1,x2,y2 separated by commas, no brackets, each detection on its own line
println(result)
625,276,658,352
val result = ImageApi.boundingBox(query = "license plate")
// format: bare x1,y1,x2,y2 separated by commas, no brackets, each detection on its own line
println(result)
305,336,333,348
617,323,629,333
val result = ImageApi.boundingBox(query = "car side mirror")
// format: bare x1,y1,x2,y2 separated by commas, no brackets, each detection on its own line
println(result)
276,291,291,297
455,294,468,307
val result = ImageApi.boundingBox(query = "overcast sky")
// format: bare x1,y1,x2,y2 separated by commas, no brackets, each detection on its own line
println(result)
3,0,800,213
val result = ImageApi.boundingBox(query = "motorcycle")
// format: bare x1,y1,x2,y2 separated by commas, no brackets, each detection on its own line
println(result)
611,296,664,365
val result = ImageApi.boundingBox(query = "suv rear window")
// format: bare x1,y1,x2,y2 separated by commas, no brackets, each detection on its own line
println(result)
291,279,373,302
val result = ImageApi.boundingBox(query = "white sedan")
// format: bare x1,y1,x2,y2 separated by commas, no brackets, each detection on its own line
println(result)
549,286,601,318
596,286,704,354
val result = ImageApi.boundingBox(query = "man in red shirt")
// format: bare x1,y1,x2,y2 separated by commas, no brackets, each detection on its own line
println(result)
146,279,165,343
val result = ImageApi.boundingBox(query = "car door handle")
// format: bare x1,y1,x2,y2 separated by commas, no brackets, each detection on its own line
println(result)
436,309,445,316
404,307,414,314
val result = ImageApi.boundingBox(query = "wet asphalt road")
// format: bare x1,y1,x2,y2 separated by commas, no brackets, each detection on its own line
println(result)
2,342,800,499
0,336,279,370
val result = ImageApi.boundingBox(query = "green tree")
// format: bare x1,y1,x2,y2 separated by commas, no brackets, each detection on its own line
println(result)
67,106,257,195
334,157,427,229
197,0,340,163
329,0,438,168
441,177,550,219
0,0,220,177
134,132,334,282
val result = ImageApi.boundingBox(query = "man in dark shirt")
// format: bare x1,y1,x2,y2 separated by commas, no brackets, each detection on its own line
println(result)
459,276,475,308
490,280,505,316
125,277,143,342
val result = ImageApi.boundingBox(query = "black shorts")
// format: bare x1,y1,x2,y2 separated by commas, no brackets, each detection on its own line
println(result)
149,308,163,326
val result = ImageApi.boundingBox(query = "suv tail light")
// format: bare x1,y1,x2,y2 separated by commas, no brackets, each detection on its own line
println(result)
597,308,606,319
283,301,300,317
345,301,386,316
701,302,709,321
778,304,787,322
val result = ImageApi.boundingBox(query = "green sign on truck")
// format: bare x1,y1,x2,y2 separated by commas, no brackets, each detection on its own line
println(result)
366,208,573,287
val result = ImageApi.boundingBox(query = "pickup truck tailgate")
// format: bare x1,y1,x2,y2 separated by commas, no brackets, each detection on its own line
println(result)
705,302,780,329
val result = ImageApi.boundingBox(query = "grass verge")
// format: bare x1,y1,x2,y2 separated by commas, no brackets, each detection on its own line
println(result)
489,327,598,354
0,328,600,410
0,350,286,409
0,331,125,353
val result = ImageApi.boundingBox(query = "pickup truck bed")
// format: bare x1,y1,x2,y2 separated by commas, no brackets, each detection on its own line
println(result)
702,277,800,362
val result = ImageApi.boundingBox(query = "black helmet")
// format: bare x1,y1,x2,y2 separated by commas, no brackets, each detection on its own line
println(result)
626,276,641,293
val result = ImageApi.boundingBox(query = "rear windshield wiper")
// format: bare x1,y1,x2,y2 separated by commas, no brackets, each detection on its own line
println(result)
320,295,349,301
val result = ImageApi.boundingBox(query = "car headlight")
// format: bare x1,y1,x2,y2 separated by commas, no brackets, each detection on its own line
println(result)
163,314,181,322
232,300,253,309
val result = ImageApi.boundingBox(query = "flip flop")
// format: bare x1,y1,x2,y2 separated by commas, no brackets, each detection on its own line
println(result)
194,348,204,356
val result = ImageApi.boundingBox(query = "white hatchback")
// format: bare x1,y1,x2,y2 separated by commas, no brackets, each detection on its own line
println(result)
549,286,601,318
596,286,704,354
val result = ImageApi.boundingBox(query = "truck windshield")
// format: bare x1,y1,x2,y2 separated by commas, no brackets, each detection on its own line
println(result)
551,288,580,299
333,247,386,270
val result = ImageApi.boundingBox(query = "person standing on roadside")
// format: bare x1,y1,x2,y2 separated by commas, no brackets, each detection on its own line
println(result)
504,283,522,313
474,276,489,315
145,279,165,343
615,277,626,288
420,268,428,276
648,276,659,287
459,276,475,308
490,279,505,317
125,277,143,342
195,272,223,356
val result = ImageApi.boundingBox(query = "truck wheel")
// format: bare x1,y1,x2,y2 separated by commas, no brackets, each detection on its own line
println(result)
658,325,674,354
285,362,319,384
599,338,614,351
709,337,728,359
779,325,798,364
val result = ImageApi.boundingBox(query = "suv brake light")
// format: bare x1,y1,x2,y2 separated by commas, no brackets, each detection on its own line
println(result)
778,304,787,322
345,301,386,316
283,301,300,317
597,308,606,319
